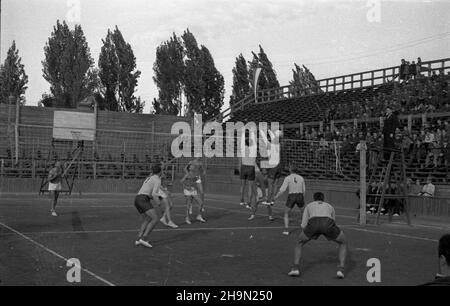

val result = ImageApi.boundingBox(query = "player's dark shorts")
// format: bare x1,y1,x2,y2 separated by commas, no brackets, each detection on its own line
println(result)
302,217,342,241
286,193,305,209
240,165,255,181
266,164,283,180
134,194,154,214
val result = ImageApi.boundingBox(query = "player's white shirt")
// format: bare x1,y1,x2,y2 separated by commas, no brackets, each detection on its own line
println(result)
138,175,162,198
301,201,335,228
240,146,256,166
279,174,305,194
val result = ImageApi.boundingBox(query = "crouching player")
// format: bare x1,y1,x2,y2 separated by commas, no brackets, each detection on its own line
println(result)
288,192,348,279
134,164,164,248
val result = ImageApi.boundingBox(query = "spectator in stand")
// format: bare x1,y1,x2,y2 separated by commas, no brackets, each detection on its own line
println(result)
382,107,400,160
418,177,435,197
402,132,413,155
417,57,423,75
355,140,367,156
399,59,408,83
423,129,435,158
410,179,422,195
409,134,424,165
410,61,417,80
442,141,450,169
425,138,441,168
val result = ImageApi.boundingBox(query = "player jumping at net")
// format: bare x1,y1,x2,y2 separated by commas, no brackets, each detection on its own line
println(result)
181,166,206,224
248,164,274,221
274,164,305,235
288,192,348,279
134,164,164,248
260,130,284,206
48,161,64,217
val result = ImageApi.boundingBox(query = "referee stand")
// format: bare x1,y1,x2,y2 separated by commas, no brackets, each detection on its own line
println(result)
367,146,411,226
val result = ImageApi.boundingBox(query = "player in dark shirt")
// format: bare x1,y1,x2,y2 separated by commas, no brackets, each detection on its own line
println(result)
422,234,450,286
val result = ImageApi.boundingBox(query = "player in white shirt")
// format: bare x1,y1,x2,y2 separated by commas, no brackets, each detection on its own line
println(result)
274,165,305,235
133,164,164,248
287,192,348,279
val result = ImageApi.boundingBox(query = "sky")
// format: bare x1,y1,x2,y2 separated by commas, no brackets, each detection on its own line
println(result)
2,0,450,113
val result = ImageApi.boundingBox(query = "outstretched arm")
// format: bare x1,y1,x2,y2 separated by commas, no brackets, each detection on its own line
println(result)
274,177,289,200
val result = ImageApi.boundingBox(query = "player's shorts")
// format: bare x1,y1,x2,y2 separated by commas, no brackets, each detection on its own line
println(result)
266,165,283,180
184,188,198,197
134,194,154,214
240,165,255,181
301,217,342,241
48,182,62,191
286,193,305,209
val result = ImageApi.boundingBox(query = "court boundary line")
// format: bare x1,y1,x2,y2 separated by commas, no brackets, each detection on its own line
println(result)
343,226,439,243
0,223,439,244
0,221,116,286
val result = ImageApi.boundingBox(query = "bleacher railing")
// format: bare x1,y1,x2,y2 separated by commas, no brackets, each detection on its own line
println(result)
223,57,450,122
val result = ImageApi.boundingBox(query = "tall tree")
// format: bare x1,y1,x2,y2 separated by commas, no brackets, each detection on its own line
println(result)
290,63,322,95
197,46,224,120
181,29,204,117
42,20,94,108
248,45,280,93
230,54,250,107
257,45,280,89
0,41,28,104
181,29,224,120
98,26,143,113
152,33,184,115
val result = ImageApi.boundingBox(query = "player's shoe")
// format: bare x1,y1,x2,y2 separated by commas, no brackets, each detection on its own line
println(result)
282,231,290,236
51,210,58,217
288,268,300,277
196,215,206,223
245,204,252,210
393,213,400,217
167,221,179,229
185,218,192,225
261,201,270,206
160,217,168,226
135,239,152,248
269,202,275,206
248,214,256,221
269,216,275,221
240,202,247,206
337,270,345,279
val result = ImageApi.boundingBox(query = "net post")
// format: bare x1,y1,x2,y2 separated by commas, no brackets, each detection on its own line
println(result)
15,97,20,165
359,140,367,226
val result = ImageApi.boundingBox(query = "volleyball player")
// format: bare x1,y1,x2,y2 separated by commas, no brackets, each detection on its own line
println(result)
239,135,256,209
288,192,347,279
274,164,305,235
248,164,274,221
48,161,63,217
181,167,206,224
134,164,164,248
185,158,206,207
261,130,284,206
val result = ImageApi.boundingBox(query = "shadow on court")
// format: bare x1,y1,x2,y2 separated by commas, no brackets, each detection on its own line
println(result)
0,193,446,286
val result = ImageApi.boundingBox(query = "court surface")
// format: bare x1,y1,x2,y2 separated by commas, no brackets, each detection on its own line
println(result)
0,193,448,286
